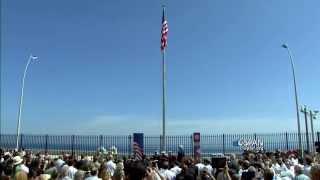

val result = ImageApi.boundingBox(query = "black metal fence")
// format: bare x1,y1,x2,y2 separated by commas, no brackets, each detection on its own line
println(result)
0,132,319,156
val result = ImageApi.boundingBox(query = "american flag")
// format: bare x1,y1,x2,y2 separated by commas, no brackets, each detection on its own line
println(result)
133,141,143,160
161,7,168,51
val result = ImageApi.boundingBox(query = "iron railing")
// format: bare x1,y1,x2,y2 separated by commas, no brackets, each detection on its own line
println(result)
0,132,319,156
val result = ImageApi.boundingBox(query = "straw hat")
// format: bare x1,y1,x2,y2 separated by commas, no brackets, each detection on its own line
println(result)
13,156,23,165
40,174,51,180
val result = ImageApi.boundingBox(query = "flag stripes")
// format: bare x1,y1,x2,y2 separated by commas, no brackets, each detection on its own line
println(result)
161,7,168,51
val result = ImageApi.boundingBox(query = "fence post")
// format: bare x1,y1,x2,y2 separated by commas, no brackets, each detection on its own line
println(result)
45,134,48,153
99,135,103,148
285,132,289,151
191,135,194,156
128,135,132,156
222,134,225,154
20,134,23,150
160,135,163,152
254,133,257,151
71,135,75,157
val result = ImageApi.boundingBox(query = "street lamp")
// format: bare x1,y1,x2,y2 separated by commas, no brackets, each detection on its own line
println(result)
301,105,310,152
282,44,303,156
16,54,38,150
310,109,318,153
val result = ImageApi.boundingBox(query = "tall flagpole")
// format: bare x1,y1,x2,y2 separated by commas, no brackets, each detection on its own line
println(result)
162,47,166,152
161,5,167,152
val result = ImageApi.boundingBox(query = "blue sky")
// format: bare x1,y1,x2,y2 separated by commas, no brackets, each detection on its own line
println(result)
1,0,319,135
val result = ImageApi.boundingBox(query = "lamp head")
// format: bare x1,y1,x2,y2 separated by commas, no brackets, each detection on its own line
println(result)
31,55,38,60
282,44,288,49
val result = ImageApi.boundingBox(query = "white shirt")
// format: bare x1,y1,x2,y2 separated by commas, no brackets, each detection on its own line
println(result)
239,168,248,177
304,165,311,177
204,164,213,175
294,174,310,180
280,169,295,179
61,176,72,180
281,177,292,180
20,164,29,174
272,163,281,174
153,172,162,180
274,164,288,175
67,166,78,179
195,163,205,177
170,165,182,176
85,175,102,180
290,158,299,166
159,169,176,180
272,176,282,180
105,160,116,176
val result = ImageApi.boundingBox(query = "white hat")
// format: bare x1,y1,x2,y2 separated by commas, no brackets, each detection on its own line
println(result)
19,151,26,157
54,159,65,168
40,174,51,180
21,164,29,173
13,156,23,165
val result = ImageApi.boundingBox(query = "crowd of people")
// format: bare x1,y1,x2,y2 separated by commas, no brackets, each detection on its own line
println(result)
0,147,319,180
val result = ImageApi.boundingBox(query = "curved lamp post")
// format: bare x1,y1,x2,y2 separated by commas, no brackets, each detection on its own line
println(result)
282,44,303,156
16,54,38,150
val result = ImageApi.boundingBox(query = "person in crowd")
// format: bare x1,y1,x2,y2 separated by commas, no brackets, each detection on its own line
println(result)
310,164,320,180
176,160,195,180
203,158,213,176
105,155,116,177
216,165,232,180
170,161,182,176
59,164,72,180
85,164,101,180
74,169,86,180
14,170,28,180
113,160,125,180
0,147,319,180
263,168,274,180
200,167,216,180
67,158,78,179
2,162,13,180
240,166,256,180
178,145,185,162
12,155,29,175
294,165,310,180
158,160,175,180
195,158,205,178
303,155,313,177
239,160,250,177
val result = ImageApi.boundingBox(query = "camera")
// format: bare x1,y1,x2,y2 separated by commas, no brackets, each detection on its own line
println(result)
212,157,227,169
315,141,320,153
